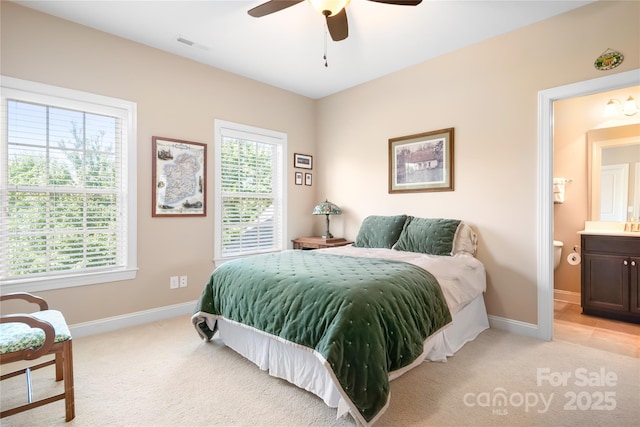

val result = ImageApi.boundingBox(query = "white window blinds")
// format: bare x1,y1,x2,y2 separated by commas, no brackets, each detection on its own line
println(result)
214,121,287,260
0,77,137,291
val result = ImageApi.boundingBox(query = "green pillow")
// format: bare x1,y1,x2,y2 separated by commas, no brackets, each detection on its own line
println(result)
353,215,408,249
395,217,461,256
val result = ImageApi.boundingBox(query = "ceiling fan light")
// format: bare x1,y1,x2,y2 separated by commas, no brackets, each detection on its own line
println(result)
308,0,351,17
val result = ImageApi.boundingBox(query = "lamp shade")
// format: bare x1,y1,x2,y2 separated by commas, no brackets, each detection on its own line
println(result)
312,200,342,216
604,99,618,116
623,96,638,116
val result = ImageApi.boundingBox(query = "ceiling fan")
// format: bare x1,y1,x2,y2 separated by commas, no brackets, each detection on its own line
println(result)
248,0,423,42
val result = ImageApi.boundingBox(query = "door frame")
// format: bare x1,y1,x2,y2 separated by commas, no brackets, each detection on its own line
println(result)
537,69,640,340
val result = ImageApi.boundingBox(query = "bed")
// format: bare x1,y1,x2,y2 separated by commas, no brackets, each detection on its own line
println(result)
192,215,488,426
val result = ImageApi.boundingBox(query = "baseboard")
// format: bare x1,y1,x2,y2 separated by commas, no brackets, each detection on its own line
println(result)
488,314,541,339
69,300,197,339
70,302,547,341
553,289,580,305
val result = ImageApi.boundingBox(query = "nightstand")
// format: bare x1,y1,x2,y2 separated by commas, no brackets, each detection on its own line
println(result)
291,237,352,250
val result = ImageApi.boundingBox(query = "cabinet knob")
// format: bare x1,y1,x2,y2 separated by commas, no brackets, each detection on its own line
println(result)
624,260,628,266
632,260,637,267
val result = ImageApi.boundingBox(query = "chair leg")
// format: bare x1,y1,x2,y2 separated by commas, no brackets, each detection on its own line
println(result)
62,340,75,421
55,352,64,382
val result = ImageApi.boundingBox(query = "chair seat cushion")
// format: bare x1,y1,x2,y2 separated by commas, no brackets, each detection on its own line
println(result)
0,310,72,355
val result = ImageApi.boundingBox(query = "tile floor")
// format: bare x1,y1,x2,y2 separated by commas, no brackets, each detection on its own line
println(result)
554,300,640,358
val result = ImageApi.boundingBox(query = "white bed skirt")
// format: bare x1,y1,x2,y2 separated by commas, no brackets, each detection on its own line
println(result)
213,294,489,419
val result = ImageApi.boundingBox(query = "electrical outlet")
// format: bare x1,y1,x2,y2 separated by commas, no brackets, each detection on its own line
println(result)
179,275,188,288
170,276,179,289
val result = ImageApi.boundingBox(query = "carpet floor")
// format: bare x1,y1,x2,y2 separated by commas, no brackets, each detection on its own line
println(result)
1,314,638,426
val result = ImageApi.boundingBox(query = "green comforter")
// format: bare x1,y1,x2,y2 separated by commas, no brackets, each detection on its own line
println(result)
193,250,451,423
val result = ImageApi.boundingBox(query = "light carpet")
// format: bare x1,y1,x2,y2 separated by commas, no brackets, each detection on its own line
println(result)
1,314,638,426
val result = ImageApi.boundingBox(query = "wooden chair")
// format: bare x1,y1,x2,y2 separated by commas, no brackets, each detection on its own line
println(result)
0,292,75,421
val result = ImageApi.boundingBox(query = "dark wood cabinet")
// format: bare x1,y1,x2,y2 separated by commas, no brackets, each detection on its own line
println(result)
581,234,640,324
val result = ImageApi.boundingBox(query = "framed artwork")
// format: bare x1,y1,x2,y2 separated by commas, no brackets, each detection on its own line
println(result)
305,173,312,186
295,172,303,185
389,128,454,193
294,153,313,169
152,136,206,217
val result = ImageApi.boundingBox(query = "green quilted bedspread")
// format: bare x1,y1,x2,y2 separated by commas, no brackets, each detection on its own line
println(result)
193,250,452,423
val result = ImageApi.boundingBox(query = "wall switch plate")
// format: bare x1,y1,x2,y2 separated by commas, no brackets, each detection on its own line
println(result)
179,275,188,288
170,276,179,289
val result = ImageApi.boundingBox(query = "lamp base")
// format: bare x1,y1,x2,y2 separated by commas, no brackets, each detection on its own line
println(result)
324,215,333,239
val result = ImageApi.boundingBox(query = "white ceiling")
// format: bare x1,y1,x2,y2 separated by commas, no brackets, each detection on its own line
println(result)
14,0,594,99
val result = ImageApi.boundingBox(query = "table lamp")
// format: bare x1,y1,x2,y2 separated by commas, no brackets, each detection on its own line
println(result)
312,199,342,239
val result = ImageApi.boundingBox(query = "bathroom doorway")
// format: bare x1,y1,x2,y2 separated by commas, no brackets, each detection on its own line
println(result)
537,69,639,341
552,90,640,306
552,93,640,357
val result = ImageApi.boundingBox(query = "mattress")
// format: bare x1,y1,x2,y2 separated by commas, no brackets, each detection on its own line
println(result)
202,247,488,424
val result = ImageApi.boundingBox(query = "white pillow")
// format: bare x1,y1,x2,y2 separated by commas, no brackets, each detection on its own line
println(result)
452,222,478,256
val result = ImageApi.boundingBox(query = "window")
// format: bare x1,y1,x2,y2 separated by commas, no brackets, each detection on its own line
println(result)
214,120,287,261
0,77,137,292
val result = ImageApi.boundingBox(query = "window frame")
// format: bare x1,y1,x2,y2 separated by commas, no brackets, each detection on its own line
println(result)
0,76,138,292
213,119,287,263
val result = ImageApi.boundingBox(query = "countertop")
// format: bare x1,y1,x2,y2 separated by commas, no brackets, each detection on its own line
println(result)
578,221,640,237
578,229,640,237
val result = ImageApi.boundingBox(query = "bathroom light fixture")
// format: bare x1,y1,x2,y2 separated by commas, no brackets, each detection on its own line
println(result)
605,96,638,116
623,96,638,116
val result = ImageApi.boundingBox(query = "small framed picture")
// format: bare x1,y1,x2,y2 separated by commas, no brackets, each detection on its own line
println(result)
294,153,313,169
305,173,312,186
295,172,303,185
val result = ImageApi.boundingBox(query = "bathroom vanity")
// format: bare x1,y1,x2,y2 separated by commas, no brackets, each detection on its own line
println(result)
580,230,640,324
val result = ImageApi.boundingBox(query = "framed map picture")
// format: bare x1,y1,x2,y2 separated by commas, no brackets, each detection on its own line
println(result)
152,136,206,217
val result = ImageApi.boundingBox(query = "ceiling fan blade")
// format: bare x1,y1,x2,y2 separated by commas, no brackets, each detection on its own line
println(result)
366,0,422,5
248,0,304,18
326,9,348,41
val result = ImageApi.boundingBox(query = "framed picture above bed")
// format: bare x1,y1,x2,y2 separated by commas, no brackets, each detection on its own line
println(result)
152,136,206,217
389,128,454,193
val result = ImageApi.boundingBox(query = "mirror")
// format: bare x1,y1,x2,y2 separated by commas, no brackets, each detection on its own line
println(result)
588,124,640,221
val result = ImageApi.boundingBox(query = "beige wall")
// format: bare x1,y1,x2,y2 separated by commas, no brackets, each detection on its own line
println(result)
314,0,639,324
1,1,639,327
0,2,317,324
554,91,640,294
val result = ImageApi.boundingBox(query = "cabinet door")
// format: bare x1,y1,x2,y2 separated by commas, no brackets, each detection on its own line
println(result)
583,253,629,313
631,258,640,314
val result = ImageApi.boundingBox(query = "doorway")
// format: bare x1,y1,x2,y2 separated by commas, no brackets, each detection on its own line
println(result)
537,69,640,341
